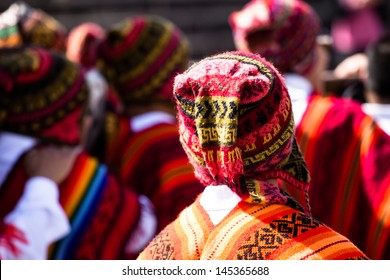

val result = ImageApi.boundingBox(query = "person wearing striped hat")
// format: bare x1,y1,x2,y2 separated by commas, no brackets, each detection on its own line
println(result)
0,46,156,259
229,0,390,259
97,15,204,232
137,51,367,260
65,22,123,162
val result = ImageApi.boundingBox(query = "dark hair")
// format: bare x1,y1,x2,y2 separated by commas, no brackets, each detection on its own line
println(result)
366,33,390,99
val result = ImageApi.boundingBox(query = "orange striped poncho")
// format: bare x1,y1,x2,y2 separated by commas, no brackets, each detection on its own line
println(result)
105,114,204,232
0,151,143,259
285,95,390,259
137,194,367,260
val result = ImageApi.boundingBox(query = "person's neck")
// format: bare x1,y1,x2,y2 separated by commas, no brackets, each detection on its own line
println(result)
304,71,325,95
364,90,390,104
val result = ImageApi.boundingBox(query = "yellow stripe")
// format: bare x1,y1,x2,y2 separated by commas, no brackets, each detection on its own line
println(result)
178,204,206,259
202,204,281,259
298,96,333,154
277,228,342,259
120,22,174,81
65,157,98,216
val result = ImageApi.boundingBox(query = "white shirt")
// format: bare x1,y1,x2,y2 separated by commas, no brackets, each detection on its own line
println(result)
362,103,390,135
0,132,37,187
130,111,176,133
0,177,70,259
199,185,241,225
0,132,70,259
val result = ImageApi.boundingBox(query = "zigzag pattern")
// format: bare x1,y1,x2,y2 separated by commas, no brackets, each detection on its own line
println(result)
195,96,238,121
243,122,294,166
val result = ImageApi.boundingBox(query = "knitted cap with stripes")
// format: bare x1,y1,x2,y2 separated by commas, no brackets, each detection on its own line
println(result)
0,46,88,145
174,51,310,206
97,15,190,107
229,0,320,75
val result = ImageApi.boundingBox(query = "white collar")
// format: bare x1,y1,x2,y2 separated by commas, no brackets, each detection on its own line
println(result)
362,103,390,117
0,132,37,187
199,185,241,225
362,103,390,135
130,111,176,133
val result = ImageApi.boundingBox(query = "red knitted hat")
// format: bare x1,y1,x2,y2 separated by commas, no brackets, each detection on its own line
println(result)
97,15,190,107
66,22,105,69
174,51,310,202
0,46,88,145
229,0,320,75
0,1,67,51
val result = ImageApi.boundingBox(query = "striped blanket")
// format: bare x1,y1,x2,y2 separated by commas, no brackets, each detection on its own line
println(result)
285,95,390,259
137,194,367,260
0,152,142,259
105,115,204,232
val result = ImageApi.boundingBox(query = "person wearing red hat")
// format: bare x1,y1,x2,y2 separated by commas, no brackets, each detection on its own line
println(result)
229,0,390,259
0,46,156,259
137,51,367,260
97,15,204,233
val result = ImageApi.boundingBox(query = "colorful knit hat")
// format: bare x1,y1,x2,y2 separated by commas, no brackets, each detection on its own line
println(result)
97,15,190,107
66,22,105,69
0,1,67,51
174,51,310,206
229,0,320,75
0,46,88,145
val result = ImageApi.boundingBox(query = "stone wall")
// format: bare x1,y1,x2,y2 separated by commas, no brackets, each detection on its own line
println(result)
0,0,249,60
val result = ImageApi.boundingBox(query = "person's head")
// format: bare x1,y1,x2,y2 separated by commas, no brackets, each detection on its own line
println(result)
174,51,310,205
0,46,102,148
66,22,105,69
365,33,390,103
97,15,190,115
229,0,322,76
0,1,67,52
66,22,109,156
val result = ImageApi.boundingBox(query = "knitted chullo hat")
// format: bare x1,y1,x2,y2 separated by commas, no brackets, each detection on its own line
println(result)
66,22,105,69
0,1,67,51
97,15,190,107
229,0,320,75
174,51,310,207
0,46,88,145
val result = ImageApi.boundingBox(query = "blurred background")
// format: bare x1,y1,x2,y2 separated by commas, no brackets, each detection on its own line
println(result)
1,0,390,66
0,0,249,60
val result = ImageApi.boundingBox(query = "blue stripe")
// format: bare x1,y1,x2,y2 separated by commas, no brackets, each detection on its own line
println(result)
53,164,108,259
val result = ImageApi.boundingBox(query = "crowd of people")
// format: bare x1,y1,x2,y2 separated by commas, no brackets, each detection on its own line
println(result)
0,0,389,260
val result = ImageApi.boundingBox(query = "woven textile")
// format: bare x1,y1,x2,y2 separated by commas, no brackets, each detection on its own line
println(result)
105,114,203,232
97,15,190,107
174,51,310,208
137,195,368,260
0,47,88,145
229,0,320,75
0,152,142,259
285,95,390,259
66,22,105,69
0,1,67,51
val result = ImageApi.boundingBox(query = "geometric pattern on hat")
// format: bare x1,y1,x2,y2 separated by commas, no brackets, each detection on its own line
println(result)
174,51,310,202
0,46,88,145
0,1,67,51
97,15,190,107
229,0,320,75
